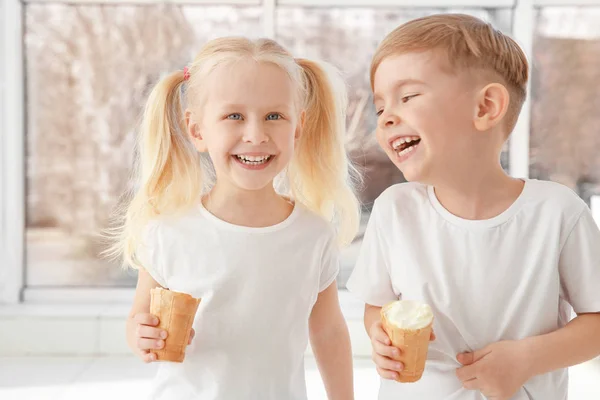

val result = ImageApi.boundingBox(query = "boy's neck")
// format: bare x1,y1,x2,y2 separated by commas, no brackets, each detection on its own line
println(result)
203,182,293,228
431,165,525,221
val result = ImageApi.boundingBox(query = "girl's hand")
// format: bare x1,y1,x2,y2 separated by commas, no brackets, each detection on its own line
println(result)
132,313,197,363
133,313,166,363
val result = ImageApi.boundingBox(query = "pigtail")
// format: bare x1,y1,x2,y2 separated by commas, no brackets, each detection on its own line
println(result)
289,59,361,246
105,70,204,268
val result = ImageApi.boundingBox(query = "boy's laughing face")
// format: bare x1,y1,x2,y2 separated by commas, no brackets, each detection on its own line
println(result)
372,50,482,185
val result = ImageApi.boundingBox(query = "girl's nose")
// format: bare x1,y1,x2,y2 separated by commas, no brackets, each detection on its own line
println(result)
243,123,269,144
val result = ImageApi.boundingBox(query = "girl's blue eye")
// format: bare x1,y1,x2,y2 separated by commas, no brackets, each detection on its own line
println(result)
266,113,282,121
376,109,384,117
227,113,243,120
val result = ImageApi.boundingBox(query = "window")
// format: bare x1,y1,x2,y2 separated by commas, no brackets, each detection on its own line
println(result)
24,4,262,287
530,7,600,206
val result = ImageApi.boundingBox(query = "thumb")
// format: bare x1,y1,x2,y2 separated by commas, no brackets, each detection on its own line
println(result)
457,347,489,365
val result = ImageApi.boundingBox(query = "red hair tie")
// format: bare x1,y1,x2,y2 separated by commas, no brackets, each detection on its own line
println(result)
183,66,190,81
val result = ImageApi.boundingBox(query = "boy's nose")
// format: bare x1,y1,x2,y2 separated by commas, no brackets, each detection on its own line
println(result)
380,112,401,129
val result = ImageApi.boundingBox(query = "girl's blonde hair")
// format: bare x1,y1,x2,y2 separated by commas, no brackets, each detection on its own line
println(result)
107,37,360,269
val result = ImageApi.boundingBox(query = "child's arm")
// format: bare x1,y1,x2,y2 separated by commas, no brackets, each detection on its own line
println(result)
526,312,600,373
309,281,354,400
456,313,600,398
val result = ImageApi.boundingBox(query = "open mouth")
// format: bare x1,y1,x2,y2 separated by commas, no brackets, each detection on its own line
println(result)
233,154,273,166
391,136,421,157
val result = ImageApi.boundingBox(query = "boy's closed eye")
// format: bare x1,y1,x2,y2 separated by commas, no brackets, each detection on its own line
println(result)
375,94,420,117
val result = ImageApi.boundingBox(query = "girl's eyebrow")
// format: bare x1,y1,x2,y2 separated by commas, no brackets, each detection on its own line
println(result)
217,103,293,110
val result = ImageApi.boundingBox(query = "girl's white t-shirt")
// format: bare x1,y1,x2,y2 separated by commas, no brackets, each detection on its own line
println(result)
347,179,600,400
139,202,339,400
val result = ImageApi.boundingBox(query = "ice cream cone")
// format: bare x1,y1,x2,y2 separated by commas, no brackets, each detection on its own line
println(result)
381,301,433,383
150,288,201,363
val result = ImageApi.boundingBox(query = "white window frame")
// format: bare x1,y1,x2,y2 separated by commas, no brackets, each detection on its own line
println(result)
2,0,599,304
1,0,25,304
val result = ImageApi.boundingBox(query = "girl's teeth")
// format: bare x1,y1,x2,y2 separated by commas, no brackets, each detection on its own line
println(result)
236,155,271,165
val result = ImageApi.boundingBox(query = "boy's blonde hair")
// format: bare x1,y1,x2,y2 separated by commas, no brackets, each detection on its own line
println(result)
108,37,360,269
371,14,529,132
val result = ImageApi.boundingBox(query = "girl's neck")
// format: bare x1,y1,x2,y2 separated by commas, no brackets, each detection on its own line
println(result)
202,182,293,228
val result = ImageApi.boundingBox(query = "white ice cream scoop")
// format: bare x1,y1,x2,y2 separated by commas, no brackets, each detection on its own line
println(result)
382,300,433,330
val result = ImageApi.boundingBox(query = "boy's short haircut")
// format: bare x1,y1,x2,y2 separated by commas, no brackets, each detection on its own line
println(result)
371,14,529,134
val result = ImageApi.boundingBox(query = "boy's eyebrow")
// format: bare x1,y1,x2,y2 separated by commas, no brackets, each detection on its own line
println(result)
373,78,427,103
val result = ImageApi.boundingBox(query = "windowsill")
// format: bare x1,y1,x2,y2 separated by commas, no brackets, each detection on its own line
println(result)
0,290,371,357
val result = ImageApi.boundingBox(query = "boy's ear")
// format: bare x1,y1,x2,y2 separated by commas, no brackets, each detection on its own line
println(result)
185,110,207,152
473,83,510,132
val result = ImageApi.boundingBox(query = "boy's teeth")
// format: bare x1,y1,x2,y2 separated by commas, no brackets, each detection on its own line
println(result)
392,136,420,150
398,144,417,156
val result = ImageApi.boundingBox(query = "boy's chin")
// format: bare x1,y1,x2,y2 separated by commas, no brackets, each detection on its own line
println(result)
391,159,427,183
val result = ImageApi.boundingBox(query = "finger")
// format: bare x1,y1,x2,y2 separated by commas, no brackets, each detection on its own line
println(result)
134,313,159,327
455,363,478,382
457,352,475,365
188,329,195,345
370,322,392,345
137,338,165,351
376,366,399,380
372,340,401,359
373,353,404,372
462,378,481,390
430,330,436,341
140,350,157,363
137,324,167,340
457,347,491,365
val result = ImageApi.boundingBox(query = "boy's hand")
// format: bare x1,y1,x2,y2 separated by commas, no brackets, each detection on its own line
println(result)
369,321,436,380
455,340,533,399
132,313,196,363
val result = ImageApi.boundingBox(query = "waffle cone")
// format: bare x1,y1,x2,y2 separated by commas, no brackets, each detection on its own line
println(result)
150,288,201,363
381,303,433,383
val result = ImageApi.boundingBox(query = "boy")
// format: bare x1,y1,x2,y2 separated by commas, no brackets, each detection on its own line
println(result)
347,14,600,400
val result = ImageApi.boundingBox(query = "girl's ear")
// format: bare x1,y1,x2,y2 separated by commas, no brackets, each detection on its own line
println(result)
186,110,207,152
295,110,306,142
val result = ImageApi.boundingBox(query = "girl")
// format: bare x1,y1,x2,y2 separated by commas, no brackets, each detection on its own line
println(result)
109,37,360,399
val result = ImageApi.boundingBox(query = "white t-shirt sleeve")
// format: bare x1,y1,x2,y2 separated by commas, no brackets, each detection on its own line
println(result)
559,206,600,314
319,230,340,292
135,221,169,288
346,201,397,307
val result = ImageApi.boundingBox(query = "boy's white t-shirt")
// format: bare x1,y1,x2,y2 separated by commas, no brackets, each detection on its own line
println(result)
138,201,339,400
347,179,600,400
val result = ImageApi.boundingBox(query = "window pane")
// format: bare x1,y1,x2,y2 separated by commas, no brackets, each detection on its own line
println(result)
276,7,512,287
531,7,600,207
25,4,262,287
